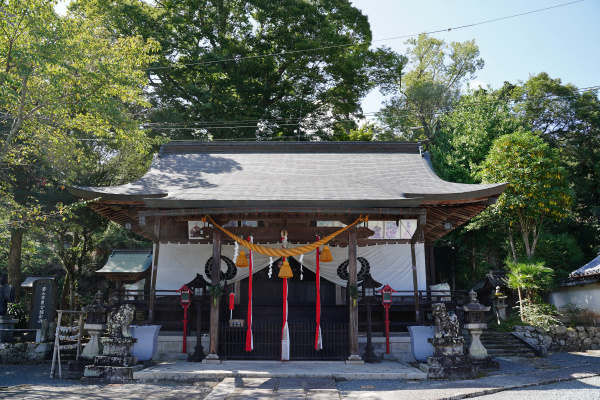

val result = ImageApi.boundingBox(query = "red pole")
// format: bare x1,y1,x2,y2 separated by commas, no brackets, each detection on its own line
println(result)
182,304,189,353
384,304,391,354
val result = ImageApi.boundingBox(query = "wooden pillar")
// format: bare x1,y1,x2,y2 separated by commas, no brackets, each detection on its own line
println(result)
148,243,160,324
425,242,435,287
411,214,426,324
346,227,363,364
410,242,421,324
205,228,221,363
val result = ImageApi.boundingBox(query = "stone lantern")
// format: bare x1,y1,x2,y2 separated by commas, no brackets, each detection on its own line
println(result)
81,291,110,360
462,290,498,370
186,274,210,362
493,286,508,324
360,274,382,363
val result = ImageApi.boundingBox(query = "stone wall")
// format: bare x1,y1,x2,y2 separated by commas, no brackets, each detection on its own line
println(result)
0,342,53,364
513,325,600,352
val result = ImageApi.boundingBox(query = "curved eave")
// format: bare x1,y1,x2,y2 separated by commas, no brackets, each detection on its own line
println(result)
67,185,167,202
406,183,508,204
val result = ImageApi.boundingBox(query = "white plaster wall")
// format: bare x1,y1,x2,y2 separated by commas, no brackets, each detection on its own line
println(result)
549,284,600,324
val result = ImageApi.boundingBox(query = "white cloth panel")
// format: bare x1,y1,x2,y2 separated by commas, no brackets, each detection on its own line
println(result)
156,242,426,293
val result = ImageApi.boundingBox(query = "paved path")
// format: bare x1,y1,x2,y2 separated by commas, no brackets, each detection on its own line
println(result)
2,351,600,399
206,377,340,400
473,376,600,399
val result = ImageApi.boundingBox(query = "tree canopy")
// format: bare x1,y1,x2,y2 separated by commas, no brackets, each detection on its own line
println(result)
72,0,384,141
376,33,484,140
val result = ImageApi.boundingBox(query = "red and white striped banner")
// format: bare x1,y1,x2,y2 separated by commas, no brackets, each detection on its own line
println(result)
281,260,290,360
245,236,253,351
315,237,323,350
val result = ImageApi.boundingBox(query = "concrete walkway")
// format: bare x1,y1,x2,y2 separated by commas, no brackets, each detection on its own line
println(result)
2,351,600,399
133,359,427,382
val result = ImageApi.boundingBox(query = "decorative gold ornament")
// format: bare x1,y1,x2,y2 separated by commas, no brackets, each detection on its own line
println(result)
278,260,293,279
319,246,333,262
236,251,249,268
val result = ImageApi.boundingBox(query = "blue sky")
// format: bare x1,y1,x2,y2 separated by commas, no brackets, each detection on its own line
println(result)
350,0,600,114
58,0,599,115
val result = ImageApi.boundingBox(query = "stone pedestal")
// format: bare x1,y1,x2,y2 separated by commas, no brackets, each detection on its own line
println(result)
496,303,508,323
464,323,501,371
422,337,476,380
80,323,106,360
83,337,138,383
464,323,487,359
346,354,365,365
202,353,221,364
101,336,137,357
0,315,18,342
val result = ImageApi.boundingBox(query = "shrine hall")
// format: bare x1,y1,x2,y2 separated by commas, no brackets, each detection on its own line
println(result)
69,141,506,363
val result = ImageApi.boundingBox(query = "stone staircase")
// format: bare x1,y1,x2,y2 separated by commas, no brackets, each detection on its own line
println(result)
463,331,536,358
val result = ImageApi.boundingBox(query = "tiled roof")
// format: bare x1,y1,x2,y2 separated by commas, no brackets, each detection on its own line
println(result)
69,142,506,208
96,249,152,274
569,253,600,278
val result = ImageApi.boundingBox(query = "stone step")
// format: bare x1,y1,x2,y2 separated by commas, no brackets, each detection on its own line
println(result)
463,331,536,358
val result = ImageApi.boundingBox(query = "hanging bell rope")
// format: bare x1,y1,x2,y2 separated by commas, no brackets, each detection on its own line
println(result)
202,214,369,258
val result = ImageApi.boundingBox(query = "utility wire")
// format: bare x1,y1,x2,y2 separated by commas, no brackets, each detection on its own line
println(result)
141,85,600,129
142,0,584,71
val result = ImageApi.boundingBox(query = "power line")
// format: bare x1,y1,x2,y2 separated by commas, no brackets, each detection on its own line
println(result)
140,85,600,129
142,0,584,71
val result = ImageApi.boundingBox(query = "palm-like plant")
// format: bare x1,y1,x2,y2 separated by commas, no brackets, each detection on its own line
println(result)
506,260,554,321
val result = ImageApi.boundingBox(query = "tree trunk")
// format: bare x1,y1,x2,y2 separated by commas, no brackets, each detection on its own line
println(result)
508,231,518,262
60,272,71,310
517,287,525,322
7,228,24,302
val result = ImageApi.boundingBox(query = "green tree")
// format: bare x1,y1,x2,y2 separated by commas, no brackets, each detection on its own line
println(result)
0,0,157,298
533,233,584,281
479,131,573,261
376,33,484,140
73,0,378,140
506,74,600,256
429,88,523,183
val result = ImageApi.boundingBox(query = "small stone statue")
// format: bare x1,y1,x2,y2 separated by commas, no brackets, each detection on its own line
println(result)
106,304,135,338
0,275,15,316
432,303,460,339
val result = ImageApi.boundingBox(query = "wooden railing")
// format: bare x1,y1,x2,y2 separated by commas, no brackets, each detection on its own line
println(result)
109,288,468,332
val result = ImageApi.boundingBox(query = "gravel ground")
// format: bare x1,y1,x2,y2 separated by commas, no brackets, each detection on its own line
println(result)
0,363,214,400
0,363,81,388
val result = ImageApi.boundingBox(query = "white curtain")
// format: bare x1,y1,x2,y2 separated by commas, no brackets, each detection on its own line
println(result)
155,242,426,293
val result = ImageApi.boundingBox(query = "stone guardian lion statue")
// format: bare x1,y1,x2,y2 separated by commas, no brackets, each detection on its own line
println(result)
106,304,136,338
432,303,460,339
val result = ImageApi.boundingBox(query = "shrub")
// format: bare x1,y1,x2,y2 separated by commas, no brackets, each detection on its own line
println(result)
7,301,29,329
558,302,588,326
518,299,561,330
